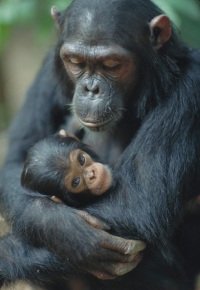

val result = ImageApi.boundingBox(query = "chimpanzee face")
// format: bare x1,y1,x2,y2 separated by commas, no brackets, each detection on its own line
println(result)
53,0,171,131
64,148,112,195
60,42,136,131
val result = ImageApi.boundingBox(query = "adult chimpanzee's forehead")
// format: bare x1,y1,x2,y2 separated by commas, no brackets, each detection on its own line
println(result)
69,0,162,19
64,0,162,46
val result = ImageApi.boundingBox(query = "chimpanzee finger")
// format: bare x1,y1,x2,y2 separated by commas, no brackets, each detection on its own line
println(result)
59,129,67,137
94,245,143,264
59,129,80,141
102,235,146,255
78,210,111,231
89,271,116,280
50,196,63,204
90,259,141,280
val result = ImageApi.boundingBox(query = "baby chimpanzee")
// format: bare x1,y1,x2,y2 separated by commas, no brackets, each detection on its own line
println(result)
21,130,112,206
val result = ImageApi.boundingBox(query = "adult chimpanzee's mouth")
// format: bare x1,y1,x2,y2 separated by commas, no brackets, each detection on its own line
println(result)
79,118,112,130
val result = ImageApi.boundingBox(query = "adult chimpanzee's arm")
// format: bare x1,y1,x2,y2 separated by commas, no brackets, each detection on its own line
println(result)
0,234,71,288
87,64,200,260
0,165,144,279
0,52,145,279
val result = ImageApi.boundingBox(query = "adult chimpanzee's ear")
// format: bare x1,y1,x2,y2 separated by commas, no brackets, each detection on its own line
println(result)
150,14,171,50
51,6,62,30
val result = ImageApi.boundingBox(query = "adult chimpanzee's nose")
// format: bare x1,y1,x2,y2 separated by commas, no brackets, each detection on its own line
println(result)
84,79,100,95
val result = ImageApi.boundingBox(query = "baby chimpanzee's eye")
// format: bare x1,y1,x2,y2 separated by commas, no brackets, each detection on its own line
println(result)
78,155,85,166
72,177,80,188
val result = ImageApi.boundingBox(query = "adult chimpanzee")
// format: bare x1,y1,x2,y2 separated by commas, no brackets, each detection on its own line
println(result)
0,0,200,289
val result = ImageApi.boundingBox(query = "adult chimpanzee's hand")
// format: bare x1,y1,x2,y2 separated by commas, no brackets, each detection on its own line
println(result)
44,203,145,280
16,195,146,280
76,210,146,279
29,196,145,279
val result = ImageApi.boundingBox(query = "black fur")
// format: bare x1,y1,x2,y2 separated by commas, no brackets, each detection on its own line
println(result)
0,0,200,289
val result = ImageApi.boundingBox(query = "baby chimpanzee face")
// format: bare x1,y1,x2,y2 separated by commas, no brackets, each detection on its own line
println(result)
64,149,112,196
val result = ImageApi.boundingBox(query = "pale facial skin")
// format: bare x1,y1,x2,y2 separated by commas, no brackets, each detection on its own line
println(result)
65,149,112,196
58,129,112,196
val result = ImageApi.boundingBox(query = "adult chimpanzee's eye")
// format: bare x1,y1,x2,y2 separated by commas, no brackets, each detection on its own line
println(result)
68,57,85,68
69,57,82,64
78,155,85,166
103,59,121,71
72,177,80,188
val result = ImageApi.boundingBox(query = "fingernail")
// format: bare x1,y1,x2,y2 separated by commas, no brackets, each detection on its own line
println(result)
134,253,142,262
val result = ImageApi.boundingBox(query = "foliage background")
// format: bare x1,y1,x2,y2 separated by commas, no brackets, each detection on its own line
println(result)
0,0,200,52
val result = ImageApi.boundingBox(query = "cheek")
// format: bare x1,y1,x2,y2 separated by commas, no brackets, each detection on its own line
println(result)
118,61,137,93
65,67,78,84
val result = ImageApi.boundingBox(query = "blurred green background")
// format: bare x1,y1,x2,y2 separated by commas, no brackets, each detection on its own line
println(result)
0,0,200,164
